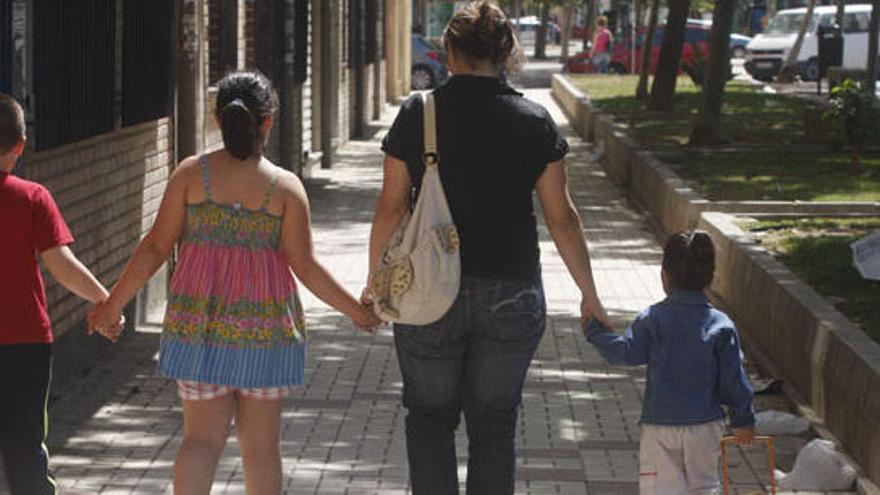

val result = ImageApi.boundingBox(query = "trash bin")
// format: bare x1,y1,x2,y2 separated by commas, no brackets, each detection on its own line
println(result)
817,23,843,91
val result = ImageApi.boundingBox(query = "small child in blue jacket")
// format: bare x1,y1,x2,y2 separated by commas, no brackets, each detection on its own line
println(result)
585,230,755,495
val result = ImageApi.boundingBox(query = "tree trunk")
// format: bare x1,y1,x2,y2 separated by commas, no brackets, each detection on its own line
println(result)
647,0,692,111
536,2,550,59
561,1,575,60
584,0,597,51
636,0,661,100
690,0,738,146
851,149,862,175
867,0,880,94
512,0,522,20
777,0,817,83
835,0,845,27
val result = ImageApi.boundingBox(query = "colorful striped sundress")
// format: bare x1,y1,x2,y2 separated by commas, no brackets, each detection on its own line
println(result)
159,155,306,388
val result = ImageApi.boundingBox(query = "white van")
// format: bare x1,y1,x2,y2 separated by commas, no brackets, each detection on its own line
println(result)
744,4,878,82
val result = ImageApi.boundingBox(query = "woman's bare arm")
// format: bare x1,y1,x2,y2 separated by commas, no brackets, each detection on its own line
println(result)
536,161,609,326
367,155,412,287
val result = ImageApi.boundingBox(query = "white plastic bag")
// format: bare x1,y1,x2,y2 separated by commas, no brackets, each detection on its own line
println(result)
755,410,810,436
776,439,857,491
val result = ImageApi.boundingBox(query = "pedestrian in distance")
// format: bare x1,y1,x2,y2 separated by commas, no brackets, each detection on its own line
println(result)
366,2,608,493
585,230,756,495
591,16,614,74
88,71,380,494
0,93,122,495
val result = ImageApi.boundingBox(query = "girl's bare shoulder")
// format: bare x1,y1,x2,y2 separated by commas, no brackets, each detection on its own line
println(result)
166,155,204,192
266,162,307,200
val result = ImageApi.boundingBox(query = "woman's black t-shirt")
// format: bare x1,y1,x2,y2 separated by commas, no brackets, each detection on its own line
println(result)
381,75,569,280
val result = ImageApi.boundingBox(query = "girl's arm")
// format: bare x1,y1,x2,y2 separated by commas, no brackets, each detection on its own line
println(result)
367,155,412,290
88,158,193,332
280,173,378,331
715,325,756,429
584,313,651,366
536,161,609,326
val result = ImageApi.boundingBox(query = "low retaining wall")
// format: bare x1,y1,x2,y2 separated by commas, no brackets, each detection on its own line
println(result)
550,74,880,237
701,212,880,486
551,75,593,140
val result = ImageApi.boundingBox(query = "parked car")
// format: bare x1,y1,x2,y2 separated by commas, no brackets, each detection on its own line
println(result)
686,19,751,58
563,24,712,75
730,33,752,58
745,4,879,82
513,15,560,44
411,34,448,90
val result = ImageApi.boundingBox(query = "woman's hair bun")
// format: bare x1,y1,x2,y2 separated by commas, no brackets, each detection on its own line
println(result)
443,1,525,71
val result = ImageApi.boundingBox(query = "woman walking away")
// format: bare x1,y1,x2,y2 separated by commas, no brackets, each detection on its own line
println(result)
89,71,379,494
592,16,614,74
368,3,607,494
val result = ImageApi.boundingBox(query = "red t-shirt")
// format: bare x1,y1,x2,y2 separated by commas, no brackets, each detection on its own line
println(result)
0,170,74,344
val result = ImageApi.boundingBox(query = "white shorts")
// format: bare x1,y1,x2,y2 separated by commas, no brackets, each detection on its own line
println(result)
176,380,296,401
639,420,725,495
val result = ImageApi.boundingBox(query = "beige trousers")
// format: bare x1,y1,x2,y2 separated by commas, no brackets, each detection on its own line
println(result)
639,420,725,495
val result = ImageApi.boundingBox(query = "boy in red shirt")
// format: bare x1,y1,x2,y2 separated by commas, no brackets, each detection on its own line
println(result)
0,93,120,494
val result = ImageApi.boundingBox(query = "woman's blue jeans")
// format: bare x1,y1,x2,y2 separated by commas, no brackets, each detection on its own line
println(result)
394,275,546,495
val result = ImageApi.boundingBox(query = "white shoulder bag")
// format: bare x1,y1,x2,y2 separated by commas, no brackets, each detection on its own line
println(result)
370,92,461,325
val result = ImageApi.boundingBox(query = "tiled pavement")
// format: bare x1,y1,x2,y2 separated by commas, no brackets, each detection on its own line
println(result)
26,89,786,494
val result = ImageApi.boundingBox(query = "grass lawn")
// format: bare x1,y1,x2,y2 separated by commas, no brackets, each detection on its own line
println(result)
568,75,811,147
747,218,880,344
666,151,880,202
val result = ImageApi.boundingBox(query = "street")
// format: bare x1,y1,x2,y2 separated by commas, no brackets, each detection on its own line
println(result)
19,78,782,494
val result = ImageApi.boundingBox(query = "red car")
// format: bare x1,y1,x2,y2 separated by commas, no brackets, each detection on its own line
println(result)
564,24,711,74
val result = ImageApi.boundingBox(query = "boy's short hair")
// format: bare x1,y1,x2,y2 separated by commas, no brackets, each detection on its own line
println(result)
0,93,25,154
662,230,715,290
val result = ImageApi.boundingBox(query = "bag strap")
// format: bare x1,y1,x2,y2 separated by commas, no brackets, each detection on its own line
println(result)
422,92,438,167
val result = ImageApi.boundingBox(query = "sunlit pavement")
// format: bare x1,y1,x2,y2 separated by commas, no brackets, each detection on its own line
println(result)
17,69,789,495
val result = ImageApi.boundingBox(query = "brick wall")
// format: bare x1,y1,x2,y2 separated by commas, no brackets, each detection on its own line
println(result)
17,117,174,385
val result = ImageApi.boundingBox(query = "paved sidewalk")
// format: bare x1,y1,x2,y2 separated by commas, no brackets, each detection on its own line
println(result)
38,89,778,494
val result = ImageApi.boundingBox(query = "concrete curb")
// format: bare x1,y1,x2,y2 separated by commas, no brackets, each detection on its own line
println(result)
552,73,880,488
701,211,880,489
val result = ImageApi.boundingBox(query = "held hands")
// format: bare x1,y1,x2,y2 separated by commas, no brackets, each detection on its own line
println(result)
580,293,610,328
351,286,383,333
87,299,125,343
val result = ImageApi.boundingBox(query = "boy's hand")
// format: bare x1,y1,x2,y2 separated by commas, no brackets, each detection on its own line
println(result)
88,301,124,343
733,426,755,446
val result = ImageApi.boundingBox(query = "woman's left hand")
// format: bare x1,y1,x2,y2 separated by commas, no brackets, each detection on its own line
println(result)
580,293,609,328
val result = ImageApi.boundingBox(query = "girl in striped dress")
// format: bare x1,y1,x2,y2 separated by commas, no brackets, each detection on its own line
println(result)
88,71,379,494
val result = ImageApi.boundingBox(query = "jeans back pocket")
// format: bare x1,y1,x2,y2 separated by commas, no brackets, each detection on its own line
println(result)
486,281,546,343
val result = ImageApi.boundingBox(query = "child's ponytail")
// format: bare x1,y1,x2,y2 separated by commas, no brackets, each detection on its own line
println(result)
662,230,716,290
215,71,278,161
